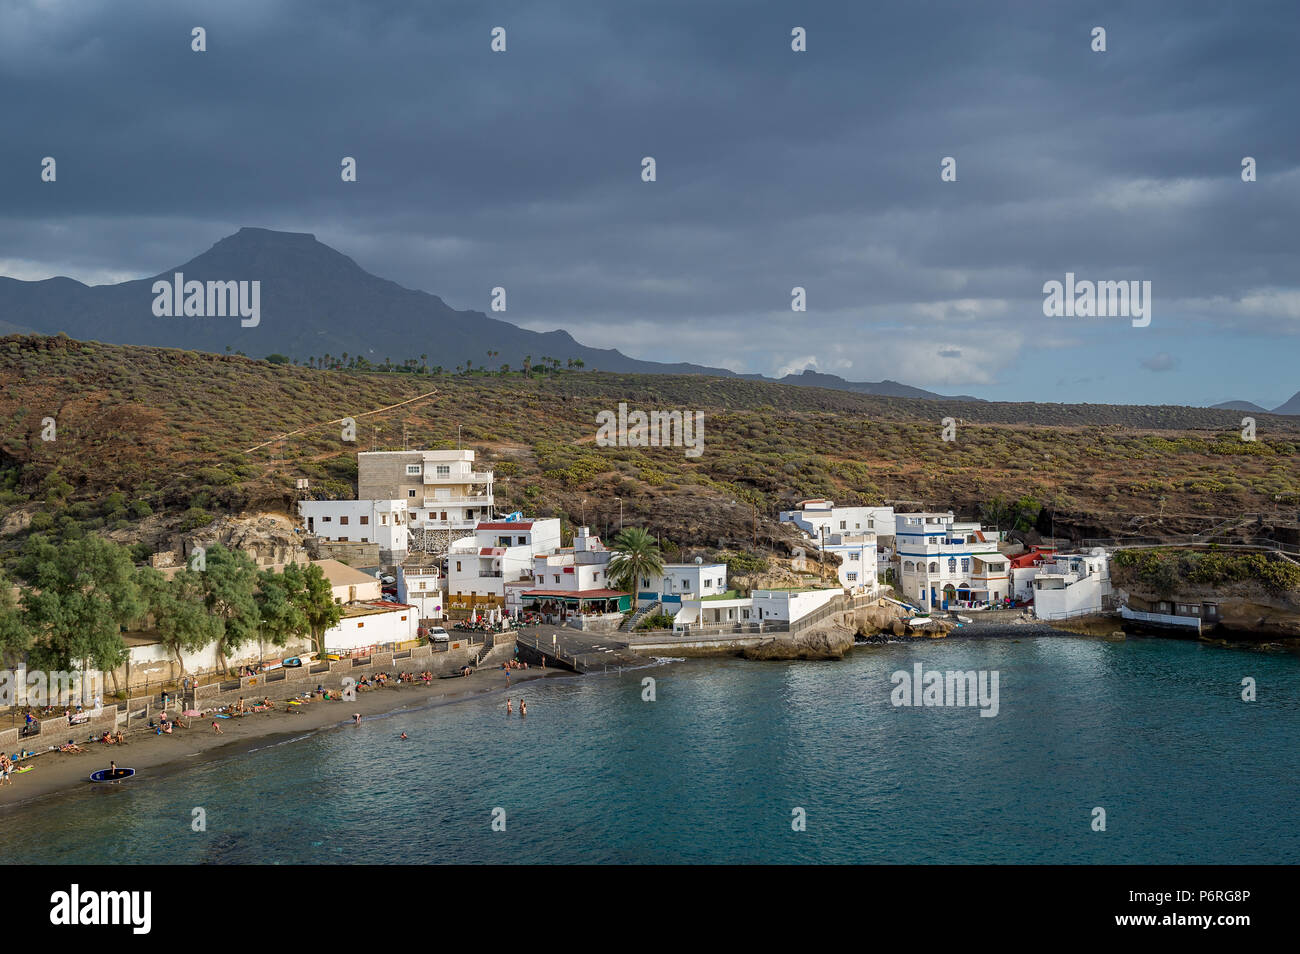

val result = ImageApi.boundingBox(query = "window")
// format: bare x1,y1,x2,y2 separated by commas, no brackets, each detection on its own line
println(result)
338,536,348,542
360,516,369,525
440,512,447,520
340,516,349,525
406,464,422,475
455,561,461,572
322,516,331,522
407,490,416,498
947,557,956,573
401,615,407,621
517,536,526,545
357,621,364,628
849,553,859,561
380,514,387,525
436,465,450,477
904,561,915,572
847,572,858,582
928,562,939,573
418,582,427,591
554,575,561,584
961,558,970,572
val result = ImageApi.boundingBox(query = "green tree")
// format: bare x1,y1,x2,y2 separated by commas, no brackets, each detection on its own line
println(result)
257,565,309,651
200,544,261,673
137,566,220,677
289,562,341,658
607,527,665,612
16,535,144,680
0,570,31,667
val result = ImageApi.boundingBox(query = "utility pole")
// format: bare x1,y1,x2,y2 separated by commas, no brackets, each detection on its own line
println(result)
457,425,462,450
617,497,623,532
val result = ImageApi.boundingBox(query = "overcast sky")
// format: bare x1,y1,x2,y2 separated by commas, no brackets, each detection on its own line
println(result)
2,0,1297,406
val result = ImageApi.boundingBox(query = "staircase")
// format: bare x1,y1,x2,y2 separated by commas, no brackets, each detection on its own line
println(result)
621,600,662,632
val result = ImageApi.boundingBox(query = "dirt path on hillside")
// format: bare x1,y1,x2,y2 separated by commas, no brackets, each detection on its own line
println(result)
243,388,440,454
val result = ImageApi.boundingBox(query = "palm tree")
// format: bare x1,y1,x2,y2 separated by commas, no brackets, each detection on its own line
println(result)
607,527,664,612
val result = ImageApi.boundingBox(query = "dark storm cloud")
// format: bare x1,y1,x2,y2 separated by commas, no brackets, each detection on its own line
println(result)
1,0,1296,399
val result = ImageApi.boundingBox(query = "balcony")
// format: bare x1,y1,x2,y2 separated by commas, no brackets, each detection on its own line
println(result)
424,471,493,485
478,571,504,578
420,496,494,509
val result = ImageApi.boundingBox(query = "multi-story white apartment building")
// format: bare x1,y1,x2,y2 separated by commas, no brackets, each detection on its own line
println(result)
637,563,729,605
447,518,562,604
1029,550,1112,620
895,512,1009,610
821,532,879,592
357,449,494,535
780,499,896,544
298,499,410,560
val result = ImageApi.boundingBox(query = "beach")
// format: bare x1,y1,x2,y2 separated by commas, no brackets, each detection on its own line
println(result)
0,665,557,809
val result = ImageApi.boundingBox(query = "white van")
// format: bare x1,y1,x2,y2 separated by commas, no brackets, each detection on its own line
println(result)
426,627,450,643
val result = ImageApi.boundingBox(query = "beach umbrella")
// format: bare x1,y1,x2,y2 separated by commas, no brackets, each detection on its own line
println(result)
182,709,201,717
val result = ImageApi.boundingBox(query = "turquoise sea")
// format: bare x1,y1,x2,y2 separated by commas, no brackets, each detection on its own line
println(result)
2,635,1297,864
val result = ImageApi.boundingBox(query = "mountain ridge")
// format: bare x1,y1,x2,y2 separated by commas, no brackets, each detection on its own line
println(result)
0,227,967,400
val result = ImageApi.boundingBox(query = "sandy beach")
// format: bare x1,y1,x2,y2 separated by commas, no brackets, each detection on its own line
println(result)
0,665,559,809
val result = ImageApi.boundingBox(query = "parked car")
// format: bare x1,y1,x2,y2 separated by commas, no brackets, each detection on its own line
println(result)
426,627,450,643
381,594,398,603
379,574,396,585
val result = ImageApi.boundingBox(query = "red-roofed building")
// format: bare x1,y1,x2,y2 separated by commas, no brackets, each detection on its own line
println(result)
447,517,562,617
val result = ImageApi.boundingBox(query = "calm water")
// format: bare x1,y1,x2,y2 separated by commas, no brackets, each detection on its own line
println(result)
2,636,1297,864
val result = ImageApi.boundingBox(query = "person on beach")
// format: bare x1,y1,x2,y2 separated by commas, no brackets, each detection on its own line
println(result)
353,713,361,725
520,699,526,717
400,732,408,740
236,697,245,713
506,698,512,713
1,755,12,785
211,720,223,734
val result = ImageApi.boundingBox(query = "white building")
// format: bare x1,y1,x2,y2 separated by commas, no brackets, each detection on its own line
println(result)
780,499,896,544
447,518,562,602
322,601,419,652
637,562,729,606
821,532,879,592
396,565,444,621
894,513,1009,610
1030,550,1112,620
314,559,383,605
298,499,409,559
521,527,628,621
670,587,842,632
357,449,494,536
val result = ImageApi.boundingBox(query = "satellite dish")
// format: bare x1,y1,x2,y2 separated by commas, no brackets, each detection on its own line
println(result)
694,556,703,565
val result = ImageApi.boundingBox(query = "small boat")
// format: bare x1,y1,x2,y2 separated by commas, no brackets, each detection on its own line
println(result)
955,614,973,624
907,616,932,625
89,767,136,783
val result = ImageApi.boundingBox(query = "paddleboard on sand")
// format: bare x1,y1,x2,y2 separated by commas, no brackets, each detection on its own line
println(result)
14,766,32,774
212,714,230,719
89,768,135,782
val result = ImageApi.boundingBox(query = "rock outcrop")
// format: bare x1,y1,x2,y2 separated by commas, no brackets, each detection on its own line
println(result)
741,624,857,660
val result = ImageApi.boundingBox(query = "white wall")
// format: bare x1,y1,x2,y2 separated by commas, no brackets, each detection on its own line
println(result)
323,604,420,651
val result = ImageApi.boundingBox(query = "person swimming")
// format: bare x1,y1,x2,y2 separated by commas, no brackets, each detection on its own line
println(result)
399,732,408,740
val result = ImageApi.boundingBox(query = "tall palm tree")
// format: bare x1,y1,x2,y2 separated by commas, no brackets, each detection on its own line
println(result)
607,527,664,612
